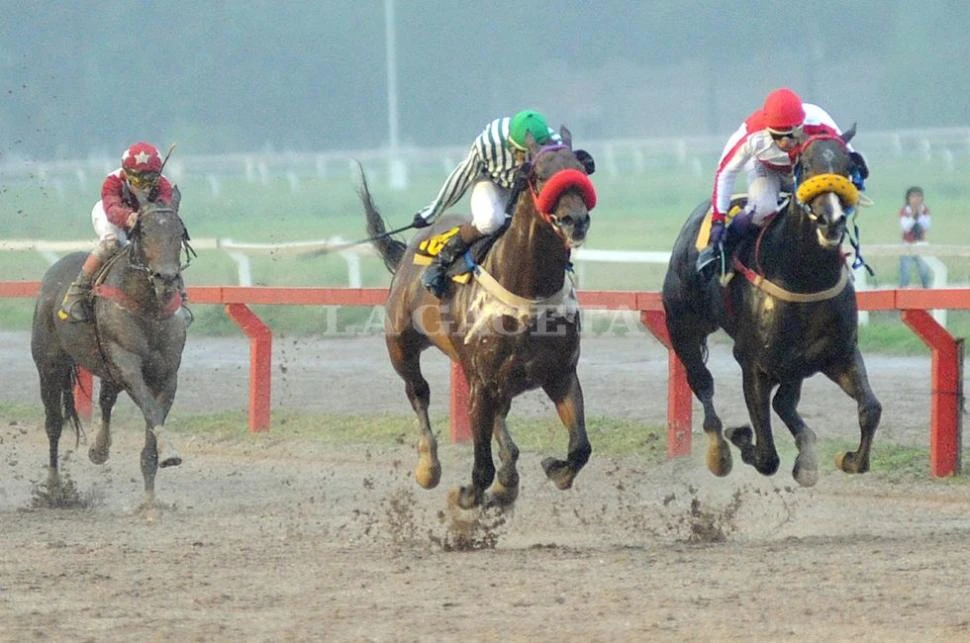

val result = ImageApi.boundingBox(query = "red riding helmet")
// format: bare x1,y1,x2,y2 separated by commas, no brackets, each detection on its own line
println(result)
121,142,163,175
762,88,805,133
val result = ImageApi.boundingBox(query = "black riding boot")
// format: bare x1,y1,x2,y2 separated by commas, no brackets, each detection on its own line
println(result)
422,231,475,298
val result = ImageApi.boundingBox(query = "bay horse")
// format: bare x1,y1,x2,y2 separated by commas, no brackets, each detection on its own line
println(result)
31,191,191,507
360,128,597,509
662,128,881,487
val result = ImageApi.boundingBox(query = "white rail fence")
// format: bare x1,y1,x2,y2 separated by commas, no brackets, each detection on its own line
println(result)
2,127,968,194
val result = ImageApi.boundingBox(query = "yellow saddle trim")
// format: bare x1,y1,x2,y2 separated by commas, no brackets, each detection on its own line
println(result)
413,226,471,284
795,173,860,207
694,202,744,251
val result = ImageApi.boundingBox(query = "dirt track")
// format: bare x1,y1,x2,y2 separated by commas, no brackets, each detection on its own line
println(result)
2,330,969,640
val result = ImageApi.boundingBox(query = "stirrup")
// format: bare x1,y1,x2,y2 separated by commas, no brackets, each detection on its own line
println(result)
695,245,722,275
178,305,194,328
58,285,93,322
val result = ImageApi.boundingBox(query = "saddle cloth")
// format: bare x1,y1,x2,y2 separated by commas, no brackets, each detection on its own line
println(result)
694,194,790,250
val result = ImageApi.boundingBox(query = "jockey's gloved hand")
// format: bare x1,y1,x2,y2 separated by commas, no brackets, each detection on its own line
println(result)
575,149,596,175
709,219,726,247
411,212,431,229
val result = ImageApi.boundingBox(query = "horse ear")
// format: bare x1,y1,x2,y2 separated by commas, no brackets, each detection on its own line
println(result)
525,130,541,156
560,125,573,149
841,122,857,145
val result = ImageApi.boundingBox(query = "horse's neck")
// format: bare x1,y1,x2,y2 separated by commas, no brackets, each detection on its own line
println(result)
761,208,843,286
484,202,569,298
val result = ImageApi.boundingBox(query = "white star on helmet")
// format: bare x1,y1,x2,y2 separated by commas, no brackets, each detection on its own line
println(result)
134,150,152,165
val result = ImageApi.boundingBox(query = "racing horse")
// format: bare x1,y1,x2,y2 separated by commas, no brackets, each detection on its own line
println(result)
662,128,881,487
360,128,597,509
31,191,191,507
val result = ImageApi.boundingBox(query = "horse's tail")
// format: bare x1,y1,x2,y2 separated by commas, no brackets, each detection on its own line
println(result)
357,165,407,273
64,365,84,448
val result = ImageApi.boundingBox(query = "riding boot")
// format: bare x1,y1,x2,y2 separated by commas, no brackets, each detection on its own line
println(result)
58,252,104,322
421,224,482,298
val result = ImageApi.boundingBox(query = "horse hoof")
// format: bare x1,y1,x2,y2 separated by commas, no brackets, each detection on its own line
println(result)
88,447,109,465
793,452,819,487
835,451,869,474
541,457,575,490
158,451,182,468
725,425,753,449
706,441,733,477
485,481,519,508
415,464,441,489
448,486,481,510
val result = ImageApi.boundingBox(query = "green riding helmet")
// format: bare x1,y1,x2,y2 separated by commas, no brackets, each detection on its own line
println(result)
509,110,551,150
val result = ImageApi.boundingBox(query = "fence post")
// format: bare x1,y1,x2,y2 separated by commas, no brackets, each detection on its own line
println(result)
901,309,962,476
449,362,471,443
225,303,272,432
639,310,692,458
73,368,93,422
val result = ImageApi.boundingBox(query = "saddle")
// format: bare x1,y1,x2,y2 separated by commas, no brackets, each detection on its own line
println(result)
413,225,503,285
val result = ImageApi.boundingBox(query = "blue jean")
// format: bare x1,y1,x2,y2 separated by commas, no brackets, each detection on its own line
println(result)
899,255,931,288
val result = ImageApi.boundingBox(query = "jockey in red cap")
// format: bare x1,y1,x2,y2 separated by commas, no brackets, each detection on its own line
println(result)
59,142,191,325
697,88,868,274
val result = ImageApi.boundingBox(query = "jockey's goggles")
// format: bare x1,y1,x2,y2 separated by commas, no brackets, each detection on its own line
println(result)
125,170,159,189
769,126,802,141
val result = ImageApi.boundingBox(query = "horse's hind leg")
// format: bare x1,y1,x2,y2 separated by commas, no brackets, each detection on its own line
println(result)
89,380,121,465
729,367,780,476
388,332,440,489
668,321,731,476
825,349,882,474
773,381,818,487
541,371,591,491
485,401,519,507
38,367,67,485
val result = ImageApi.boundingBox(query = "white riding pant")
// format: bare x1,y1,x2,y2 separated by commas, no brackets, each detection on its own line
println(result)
469,180,509,234
744,163,791,226
91,200,128,245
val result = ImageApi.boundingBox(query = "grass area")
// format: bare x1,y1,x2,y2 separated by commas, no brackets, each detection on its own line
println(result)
3,153,969,349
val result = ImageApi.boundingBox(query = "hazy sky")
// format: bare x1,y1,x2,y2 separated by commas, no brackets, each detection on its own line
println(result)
2,0,968,159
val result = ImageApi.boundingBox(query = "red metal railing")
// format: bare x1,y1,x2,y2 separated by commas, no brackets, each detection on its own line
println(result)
1,282,965,477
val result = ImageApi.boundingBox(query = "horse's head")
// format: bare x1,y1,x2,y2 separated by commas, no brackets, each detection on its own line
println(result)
792,127,860,249
523,126,597,248
129,196,189,301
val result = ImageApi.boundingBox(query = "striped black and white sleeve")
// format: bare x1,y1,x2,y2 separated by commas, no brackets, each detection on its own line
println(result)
415,143,484,223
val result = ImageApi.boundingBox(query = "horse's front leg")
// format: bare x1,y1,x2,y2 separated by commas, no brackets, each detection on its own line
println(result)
825,349,882,474
89,380,121,465
452,383,496,510
485,401,519,508
772,380,819,487
110,351,180,507
541,371,591,490
727,366,779,476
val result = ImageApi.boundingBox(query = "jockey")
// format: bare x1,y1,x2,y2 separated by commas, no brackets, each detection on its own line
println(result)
696,87,868,274
412,110,566,298
59,141,192,325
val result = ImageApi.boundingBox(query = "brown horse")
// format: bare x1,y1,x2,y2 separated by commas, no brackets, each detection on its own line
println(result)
662,129,881,486
31,192,191,508
361,129,597,509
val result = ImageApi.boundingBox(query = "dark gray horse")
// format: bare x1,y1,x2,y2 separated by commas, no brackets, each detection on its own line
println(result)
662,130,881,487
31,194,190,508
